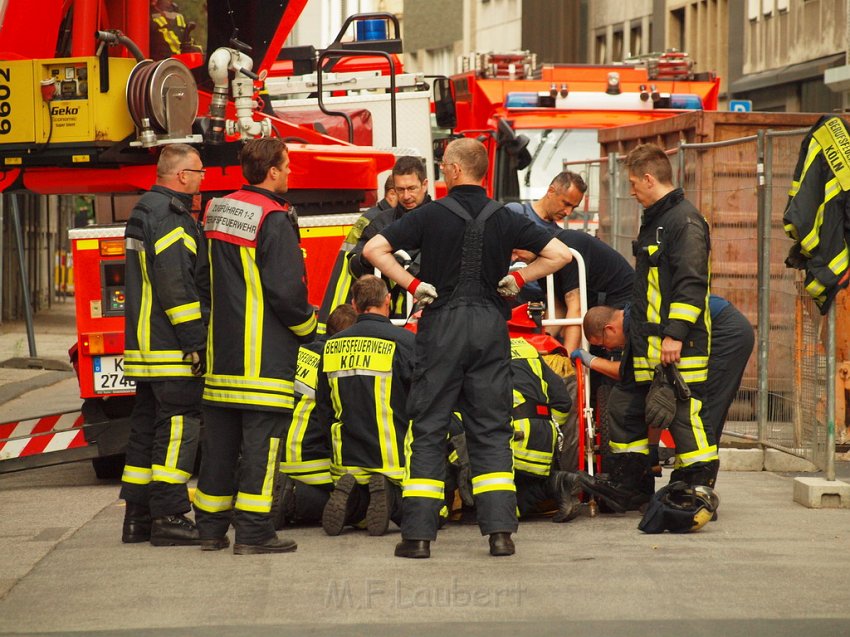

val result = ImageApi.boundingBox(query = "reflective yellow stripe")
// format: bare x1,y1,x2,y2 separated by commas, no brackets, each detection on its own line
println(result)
138,251,152,351
513,460,550,476
291,313,318,337
202,387,295,409
151,464,191,484
155,227,184,255
402,478,445,499
285,395,314,463
829,246,849,275
668,302,700,323
121,464,152,485
551,408,569,427
784,222,798,240
679,368,708,383
676,445,719,466
609,439,649,454
193,489,233,513
235,491,273,512
805,277,826,297
204,373,294,393
290,472,333,486
124,349,187,364
241,247,263,378
207,242,215,371
183,233,197,255
471,472,516,495
125,364,194,378
689,396,709,450
801,178,839,254
165,301,202,325
375,375,402,473
164,415,183,470
331,465,404,484
280,458,330,473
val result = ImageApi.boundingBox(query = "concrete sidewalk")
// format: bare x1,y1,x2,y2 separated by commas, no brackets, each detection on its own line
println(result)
0,462,849,636
0,300,78,408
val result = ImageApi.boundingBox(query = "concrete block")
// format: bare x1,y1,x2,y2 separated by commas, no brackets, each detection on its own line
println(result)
719,448,763,471
793,477,850,508
764,448,818,472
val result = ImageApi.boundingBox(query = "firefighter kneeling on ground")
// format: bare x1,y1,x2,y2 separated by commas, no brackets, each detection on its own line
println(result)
272,304,357,529
571,298,752,531
316,275,416,536
448,337,581,524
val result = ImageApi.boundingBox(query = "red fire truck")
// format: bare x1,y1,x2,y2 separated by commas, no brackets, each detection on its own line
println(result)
444,50,721,234
0,1,412,475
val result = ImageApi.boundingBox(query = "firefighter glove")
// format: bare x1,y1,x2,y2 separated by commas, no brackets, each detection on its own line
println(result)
394,249,413,268
408,278,438,306
570,348,596,369
645,364,676,429
497,271,525,297
184,350,206,377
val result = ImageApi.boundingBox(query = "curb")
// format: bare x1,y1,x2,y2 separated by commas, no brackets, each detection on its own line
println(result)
0,370,76,406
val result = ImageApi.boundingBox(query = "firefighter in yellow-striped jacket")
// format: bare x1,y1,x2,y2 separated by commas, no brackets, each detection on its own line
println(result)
577,143,716,513
193,138,317,555
121,143,207,547
508,338,580,522
315,275,416,537
273,304,357,529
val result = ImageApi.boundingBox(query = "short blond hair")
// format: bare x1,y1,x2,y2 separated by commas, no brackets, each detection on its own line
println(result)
443,138,489,181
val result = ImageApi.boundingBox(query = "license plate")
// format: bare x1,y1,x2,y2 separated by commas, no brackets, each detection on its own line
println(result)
93,355,136,394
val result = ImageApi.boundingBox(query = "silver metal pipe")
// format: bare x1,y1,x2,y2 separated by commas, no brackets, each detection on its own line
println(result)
9,194,37,357
756,130,769,446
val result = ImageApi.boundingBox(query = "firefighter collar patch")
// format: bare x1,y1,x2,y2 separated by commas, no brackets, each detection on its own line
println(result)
204,198,263,242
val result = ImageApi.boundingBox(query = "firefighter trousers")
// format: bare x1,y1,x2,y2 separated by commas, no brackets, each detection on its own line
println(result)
401,299,518,541
119,379,201,518
607,381,718,473
194,405,285,545
706,304,754,440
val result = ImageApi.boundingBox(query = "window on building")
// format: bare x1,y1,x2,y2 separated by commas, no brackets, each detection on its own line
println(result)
612,30,624,63
596,34,607,64
670,8,685,52
630,26,642,58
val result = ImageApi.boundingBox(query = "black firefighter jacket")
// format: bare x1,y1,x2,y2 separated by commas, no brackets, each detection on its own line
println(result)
124,186,206,381
783,115,850,314
631,188,711,386
200,186,317,412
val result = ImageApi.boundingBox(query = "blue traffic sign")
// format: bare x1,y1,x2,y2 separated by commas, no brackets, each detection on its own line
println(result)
730,99,753,112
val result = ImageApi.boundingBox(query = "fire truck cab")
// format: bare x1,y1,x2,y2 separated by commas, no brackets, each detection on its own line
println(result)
447,50,721,234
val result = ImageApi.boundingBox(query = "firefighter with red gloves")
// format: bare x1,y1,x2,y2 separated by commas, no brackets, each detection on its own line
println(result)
121,143,207,546
193,138,317,554
575,144,716,512
363,138,570,559
315,275,416,537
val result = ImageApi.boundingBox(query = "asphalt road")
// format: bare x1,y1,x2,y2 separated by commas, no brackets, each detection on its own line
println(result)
1,458,849,637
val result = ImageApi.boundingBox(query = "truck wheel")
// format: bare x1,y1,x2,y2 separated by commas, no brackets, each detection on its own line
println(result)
92,454,125,480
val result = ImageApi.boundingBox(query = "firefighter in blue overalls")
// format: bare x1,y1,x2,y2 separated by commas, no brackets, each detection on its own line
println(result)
364,137,571,559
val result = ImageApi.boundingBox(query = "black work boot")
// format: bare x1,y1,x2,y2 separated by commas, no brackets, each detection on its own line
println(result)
272,474,297,530
366,474,399,536
488,532,515,556
322,473,357,536
395,539,431,559
122,502,152,544
576,453,652,513
200,536,230,551
233,535,297,555
150,513,202,546
548,471,582,523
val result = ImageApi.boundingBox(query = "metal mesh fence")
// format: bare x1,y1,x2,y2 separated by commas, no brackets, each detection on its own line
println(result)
574,129,835,471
